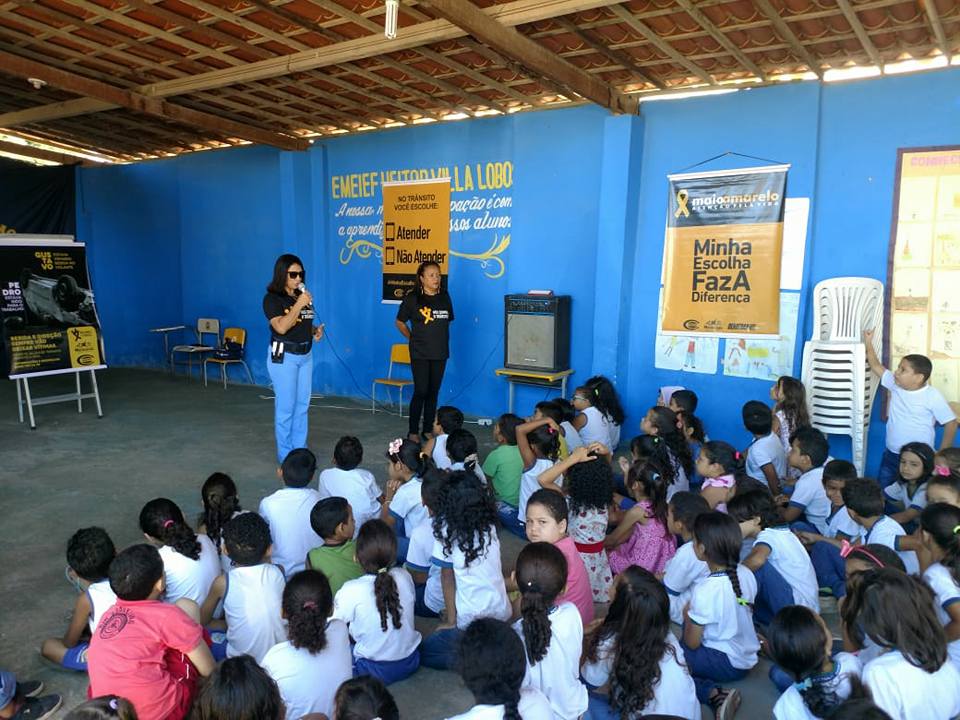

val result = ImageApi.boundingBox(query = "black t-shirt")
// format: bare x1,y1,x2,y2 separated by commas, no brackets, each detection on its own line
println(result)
263,291,314,344
397,291,454,360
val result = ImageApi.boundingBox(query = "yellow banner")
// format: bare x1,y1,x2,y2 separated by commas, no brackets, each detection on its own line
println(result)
381,179,451,302
662,167,787,336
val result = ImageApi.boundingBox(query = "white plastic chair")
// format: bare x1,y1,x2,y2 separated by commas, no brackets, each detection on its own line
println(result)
801,278,884,475
171,318,219,379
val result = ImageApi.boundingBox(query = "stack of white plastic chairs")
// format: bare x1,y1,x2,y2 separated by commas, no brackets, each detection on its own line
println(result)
800,278,885,475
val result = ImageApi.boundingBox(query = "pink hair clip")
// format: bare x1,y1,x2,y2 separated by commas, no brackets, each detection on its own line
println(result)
935,465,951,476
302,600,317,609
839,541,885,568
388,438,403,456
734,451,742,460
162,519,175,529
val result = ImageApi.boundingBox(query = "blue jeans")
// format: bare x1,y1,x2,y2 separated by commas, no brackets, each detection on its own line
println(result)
877,449,900,490
267,348,313,464
353,649,420,685
497,502,527,539
810,540,846,598
420,628,462,670
414,583,439,618
681,641,747,703
752,562,796,627
585,692,618,720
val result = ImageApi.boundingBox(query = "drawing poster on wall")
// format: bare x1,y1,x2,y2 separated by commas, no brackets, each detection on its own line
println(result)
722,292,800,380
889,146,960,403
654,290,720,373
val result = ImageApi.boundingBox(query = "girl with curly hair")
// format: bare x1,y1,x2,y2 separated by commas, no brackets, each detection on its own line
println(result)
514,542,587,720
333,520,420,685
261,570,352,719
582,566,699,720
420,470,511,670
540,444,615,602
641,406,694,498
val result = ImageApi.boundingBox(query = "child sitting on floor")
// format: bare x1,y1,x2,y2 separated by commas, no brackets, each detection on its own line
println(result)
259,448,323,578
445,428,487,485
606,461,676,577
514,542,588,720
919,502,960,668
782,427,832,534
42,527,117,672
333,520,420,685
522,488,594,625
482,413,524,513
425,405,464,470
582,567,699,720
729,489,819,626
190,655,283,720
696,441,741,513
770,375,809,482
88,544,215,720
928,464,960,506
333,677,399,720
382,438,430,555
307,497,362,595
404,468,446,619
197,472,243,574
555,398,584,452
661,491,711,625
420,470,511,670
261,570,352,720
319,436,382,534
884,441,933,530
200,512,286,662
742,401,787,495
641,406,693,498
572,376,624,452
514,417,561,537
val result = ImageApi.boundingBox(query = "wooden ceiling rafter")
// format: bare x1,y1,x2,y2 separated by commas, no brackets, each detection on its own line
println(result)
672,0,768,80
552,16,667,89
918,0,951,58
835,0,885,68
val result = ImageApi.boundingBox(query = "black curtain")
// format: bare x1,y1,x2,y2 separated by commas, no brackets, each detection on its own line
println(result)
0,157,76,235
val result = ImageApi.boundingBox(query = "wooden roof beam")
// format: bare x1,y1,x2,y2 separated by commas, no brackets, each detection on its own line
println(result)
672,0,768,81
422,0,636,113
752,0,823,78
607,4,716,85
918,0,951,58
0,138,82,164
553,17,666,90
0,50,308,150
835,0,884,68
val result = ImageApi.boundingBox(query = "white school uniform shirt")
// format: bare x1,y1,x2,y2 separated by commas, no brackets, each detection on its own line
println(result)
667,449,690,500
881,370,956,453
561,421,583,452
445,688,554,720
857,516,919,574
405,518,444,614
261,619,353,720
86,580,117,633
318,467,382,535
773,652,862,720
687,567,760,670
516,602,588,720
746,433,787,487
333,568,421,661
433,434,452,469
389,476,429,533
223,562,286,662
432,524,511,629
663,540,710,625
788,466,832,534
518,458,557,523
450,460,488,486
864,649,960,720
579,406,618,450
159,533,221,605
883,481,927,513
825,505,860,539
923,562,960,668
581,633,698,719
754,526,820,612
259,487,323,577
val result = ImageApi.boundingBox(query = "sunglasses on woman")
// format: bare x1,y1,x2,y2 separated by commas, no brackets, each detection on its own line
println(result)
287,271,303,279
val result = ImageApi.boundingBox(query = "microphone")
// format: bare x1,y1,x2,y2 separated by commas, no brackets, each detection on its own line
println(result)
297,282,313,309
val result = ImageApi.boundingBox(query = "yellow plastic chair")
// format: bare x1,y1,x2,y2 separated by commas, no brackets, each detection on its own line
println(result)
372,343,413,416
203,327,254,389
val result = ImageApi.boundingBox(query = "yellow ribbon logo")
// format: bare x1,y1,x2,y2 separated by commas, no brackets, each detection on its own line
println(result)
674,189,690,218
419,306,434,324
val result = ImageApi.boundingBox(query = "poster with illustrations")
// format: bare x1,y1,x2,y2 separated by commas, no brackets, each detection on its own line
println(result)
654,291,719,373
889,147,960,403
722,292,800,380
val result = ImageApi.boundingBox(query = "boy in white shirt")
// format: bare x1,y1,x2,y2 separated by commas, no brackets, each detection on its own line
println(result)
781,427,832,535
730,489,819,627
742,401,787,495
423,405,464,470
803,459,860,599
318,436,382,535
661,492,711,626
864,331,957,489
259,448,323,578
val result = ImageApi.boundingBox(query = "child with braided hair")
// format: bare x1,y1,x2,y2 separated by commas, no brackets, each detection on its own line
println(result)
333,520,420,685
681,511,760,719
261,570,352,720
197,472,243,573
920,502,960,668
641,406,694,498
514,542,587,720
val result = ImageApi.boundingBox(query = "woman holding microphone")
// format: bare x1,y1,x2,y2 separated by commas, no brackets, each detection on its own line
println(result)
263,253,324,464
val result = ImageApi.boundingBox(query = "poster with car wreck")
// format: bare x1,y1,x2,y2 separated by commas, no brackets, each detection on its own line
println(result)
0,236,106,378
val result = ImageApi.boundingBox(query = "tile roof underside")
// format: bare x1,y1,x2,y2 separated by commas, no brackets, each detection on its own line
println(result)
0,0,955,162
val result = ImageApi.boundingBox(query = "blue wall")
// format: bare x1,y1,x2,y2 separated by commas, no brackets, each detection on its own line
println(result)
77,66,960,473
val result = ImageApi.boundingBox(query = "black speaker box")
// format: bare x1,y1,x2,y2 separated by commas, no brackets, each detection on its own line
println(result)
504,294,571,372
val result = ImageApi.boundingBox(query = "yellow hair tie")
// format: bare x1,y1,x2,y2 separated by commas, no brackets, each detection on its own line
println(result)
953,525,960,535
736,597,749,606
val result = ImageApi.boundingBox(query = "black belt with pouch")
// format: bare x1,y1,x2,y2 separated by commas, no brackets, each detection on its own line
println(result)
271,338,311,363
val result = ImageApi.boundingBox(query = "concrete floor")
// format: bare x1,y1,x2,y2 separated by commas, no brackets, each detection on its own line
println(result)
0,368,788,719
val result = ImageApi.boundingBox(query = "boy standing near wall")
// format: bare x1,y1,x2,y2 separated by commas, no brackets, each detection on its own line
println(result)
864,330,957,488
